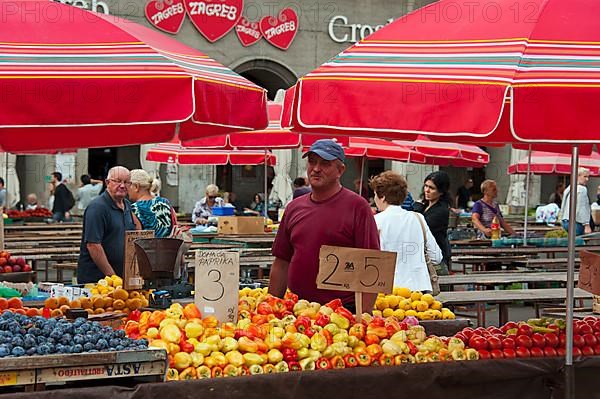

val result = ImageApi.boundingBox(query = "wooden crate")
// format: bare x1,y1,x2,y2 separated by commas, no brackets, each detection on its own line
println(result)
0,349,167,392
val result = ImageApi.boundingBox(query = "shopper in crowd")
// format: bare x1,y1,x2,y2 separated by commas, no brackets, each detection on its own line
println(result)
561,167,592,235
292,177,311,199
244,193,265,216
75,174,103,216
370,171,441,291
0,178,6,211
354,178,370,201
25,193,40,210
401,191,415,211
471,179,515,238
591,185,600,230
269,139,380,312
192,184,224,225
128,169,173,238
455,178,474,210
77,166,139,283
50,172,75,222
413,171,451,274
549,182,565,207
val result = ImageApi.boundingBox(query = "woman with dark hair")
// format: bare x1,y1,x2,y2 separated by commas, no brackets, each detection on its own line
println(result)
413,171,451,273
244,193,265,216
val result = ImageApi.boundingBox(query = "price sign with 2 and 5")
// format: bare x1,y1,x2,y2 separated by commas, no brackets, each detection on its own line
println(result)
195,250,239,324
316,245,397,294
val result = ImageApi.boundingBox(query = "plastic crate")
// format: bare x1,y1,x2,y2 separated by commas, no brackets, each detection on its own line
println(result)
212,206,235,216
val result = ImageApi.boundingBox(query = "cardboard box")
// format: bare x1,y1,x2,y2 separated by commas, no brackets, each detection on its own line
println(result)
218,216,265,235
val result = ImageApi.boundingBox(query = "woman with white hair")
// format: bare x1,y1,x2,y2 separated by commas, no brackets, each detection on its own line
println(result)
192,184,224,225
128,169,173,238
560,167,592,235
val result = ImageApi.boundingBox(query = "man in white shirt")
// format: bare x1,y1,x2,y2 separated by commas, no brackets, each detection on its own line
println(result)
561,167,592,236
76,174,103,216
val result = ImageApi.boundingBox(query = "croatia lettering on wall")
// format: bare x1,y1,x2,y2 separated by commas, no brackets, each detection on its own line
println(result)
144,0,299,50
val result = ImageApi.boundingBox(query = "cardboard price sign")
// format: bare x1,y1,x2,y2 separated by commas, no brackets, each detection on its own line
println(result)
316,245,397,294
123,230,154,290
578,250,600,295
195,250,239,324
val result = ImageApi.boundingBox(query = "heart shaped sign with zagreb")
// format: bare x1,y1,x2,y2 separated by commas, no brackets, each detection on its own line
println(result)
145,0,186,35
259,8,299,50
235,17,261,47
184,0,243,42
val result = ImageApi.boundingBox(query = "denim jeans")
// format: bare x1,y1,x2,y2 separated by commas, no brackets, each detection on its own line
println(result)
562,220,584,236
52,211,66,222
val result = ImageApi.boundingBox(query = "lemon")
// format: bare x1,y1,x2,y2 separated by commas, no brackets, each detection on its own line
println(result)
112,276,123,288
431,309,442,319
395,287,412,298
441,309,456,319
431,300,443,311
421,294,435,305
399,299,412,311
405,309,417,317
382,308,394,318
372,310,383,317
98,279,108,287
393,309,405,320
410,291,423,302
415,300,429,312
376,297,389,311
387,295,400,309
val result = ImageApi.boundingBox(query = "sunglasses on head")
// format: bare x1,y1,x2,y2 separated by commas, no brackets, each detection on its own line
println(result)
207,195,217,199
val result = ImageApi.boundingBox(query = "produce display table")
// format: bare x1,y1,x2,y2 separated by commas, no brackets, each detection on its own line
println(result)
439,271,579,287
0,349,166,392
436,288,593,326
6,357,600,399
451,255,530,273
453,245,600,257
512,258,581,270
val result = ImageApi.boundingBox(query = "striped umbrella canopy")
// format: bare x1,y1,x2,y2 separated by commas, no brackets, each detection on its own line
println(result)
0,0,267,152
183,102,349,149
145,142,276,166
393,135,489,167
508,151,600,176
282,0,599,152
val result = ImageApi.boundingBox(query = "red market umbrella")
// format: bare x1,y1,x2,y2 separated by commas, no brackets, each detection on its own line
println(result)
0,0,267,152
145,143,276,165
182,103,349,149
393,136,489,167
508,151,600,176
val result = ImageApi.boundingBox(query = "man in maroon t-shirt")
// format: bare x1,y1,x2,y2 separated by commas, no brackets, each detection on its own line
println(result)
269,139,380,312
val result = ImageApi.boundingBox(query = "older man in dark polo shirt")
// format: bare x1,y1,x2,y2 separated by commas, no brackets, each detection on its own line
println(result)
77,166,138,284
269,139,380,313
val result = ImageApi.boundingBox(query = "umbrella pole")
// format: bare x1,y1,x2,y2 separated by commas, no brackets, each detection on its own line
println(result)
358,156,365,196
565,145,579,399
264,149,268,218
523,146,532,245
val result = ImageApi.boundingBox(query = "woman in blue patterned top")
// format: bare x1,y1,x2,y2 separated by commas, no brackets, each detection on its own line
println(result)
128,169,173,238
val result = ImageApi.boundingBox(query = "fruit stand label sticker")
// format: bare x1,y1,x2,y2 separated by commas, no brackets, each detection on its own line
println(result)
316,245,397,294
0,372,17,386
578,250,600,295
195,250,239,324
124,230,155,291
37,361,165,384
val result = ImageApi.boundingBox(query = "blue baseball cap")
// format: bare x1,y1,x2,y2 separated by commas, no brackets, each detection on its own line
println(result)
302,139,346,162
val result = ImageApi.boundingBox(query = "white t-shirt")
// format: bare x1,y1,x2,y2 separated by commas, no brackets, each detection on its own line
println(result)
374,205,442,291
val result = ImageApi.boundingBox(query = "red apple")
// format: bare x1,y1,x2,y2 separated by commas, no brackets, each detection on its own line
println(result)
15,257,25,267
22,264,32,272
11,265,21,273
3,265,12,273
6,257,15,266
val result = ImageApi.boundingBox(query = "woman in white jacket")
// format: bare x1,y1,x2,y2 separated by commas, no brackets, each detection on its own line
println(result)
370,171,442,292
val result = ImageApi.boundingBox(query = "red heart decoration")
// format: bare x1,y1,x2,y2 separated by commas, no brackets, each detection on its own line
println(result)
259,8,299,51
235,17,261,47
145,0,186,35
184,0,243,43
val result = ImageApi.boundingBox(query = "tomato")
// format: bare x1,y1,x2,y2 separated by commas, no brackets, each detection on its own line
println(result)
573,347,582,357
500,321,518,333
455,333,468,344
474,327,487,336
583,333,597,347
557,347,566,357
477,349,491,360
531,333,546,348
490,349,504,359
543,333,559,348
461,328,474,339
515,346,530,358
579,324,594,336
502,348,516,358
543,347,558,357
594,344,600,355
573,334,585,348
502,337,515,349
487,336,502,350
517,324,533,336
581,346,595,357
515,335,532,349
468,336,488,351
530,347,544,358
592,321,600,333
487,326,503,336
559,333,567,347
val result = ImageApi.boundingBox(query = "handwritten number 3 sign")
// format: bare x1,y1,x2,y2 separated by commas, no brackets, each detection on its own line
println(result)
317,245,396,294
195,250,239,323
